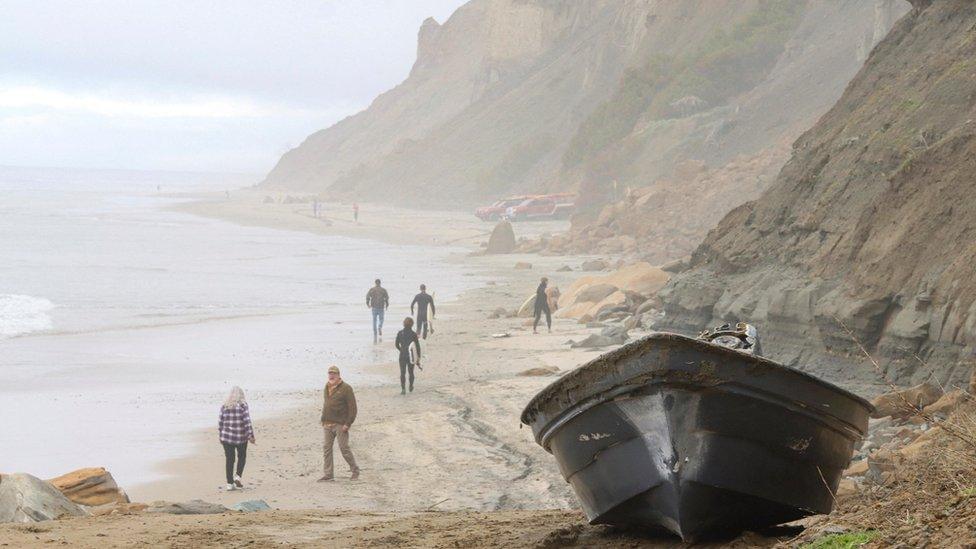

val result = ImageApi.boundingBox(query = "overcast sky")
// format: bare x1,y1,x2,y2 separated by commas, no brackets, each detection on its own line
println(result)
0,0,466,174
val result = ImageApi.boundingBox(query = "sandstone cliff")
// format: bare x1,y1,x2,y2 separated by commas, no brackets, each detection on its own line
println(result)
262,0,905,245
657,0,976,390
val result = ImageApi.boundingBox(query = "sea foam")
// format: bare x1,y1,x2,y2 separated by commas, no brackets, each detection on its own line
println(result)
0,294,55,337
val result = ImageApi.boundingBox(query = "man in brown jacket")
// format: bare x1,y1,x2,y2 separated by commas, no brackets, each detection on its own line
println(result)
319,365,360,481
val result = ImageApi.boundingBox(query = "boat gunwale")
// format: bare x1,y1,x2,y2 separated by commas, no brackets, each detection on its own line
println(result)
521,332,874,428
534,377,869,451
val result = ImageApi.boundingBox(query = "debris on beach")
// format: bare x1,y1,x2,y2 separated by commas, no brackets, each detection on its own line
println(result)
523,325,870,541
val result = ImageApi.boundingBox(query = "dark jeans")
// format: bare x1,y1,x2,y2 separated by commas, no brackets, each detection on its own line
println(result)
416,316,429,339
399,355,415,391
222,442,248,484
534,304,551,330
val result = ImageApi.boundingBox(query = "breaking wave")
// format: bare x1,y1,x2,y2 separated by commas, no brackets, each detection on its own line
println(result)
0,294,55,338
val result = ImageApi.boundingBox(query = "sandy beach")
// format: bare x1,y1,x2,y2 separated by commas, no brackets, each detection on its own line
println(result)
134,191,612,514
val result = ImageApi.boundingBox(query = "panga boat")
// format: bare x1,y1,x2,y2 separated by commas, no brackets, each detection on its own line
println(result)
520,324,871,541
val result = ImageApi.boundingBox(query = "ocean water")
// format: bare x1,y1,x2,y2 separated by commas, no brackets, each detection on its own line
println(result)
0,166,474,484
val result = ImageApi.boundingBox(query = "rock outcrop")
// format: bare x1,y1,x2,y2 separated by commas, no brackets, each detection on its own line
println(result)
0,474,88,523
485,220,516,254
657,0,976,390
263,1,907,265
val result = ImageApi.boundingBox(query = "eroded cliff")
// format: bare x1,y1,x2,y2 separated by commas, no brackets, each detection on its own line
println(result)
657,0,976,390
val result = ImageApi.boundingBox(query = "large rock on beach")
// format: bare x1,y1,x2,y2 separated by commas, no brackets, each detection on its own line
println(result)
0,473,88,523
48,467,129,507
574,283,618,304
486,221,516,254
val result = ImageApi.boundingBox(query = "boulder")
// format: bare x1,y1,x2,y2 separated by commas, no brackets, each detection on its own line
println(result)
622,314,641,331
513,262,533,270
600,325,629,340
48,467,129,507
517,366,560,377
923,389,968,417
835,478,859,498
844,460,869,477
570,333,627,348
557,265,573,272
590,291,628,319
0,473,88,523
230,500,271,513
559,275,599,308
603,262,670,297
660,256,691,273
574,283,618,304
486,221,516,254
581,259,608,271
870,382,943,419
146,500,229,515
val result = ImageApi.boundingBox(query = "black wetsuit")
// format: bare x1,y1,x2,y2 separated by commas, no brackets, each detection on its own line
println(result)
411,292,436,339
533,282,551,331
395,328,421,392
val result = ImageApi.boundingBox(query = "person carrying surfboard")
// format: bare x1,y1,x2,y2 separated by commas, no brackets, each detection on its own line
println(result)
394,317,421,395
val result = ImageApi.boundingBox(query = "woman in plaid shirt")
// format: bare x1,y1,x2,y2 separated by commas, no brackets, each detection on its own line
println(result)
218,386,256,490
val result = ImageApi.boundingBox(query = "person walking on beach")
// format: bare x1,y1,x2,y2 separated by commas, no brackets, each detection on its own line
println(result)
319,366,360,481
366,279,389,342
533,277,552,334
395,317,421,394
218,386,255,491
353,202,359,223
410,284,436,340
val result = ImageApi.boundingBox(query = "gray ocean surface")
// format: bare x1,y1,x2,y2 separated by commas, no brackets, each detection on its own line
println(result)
0,166,473,485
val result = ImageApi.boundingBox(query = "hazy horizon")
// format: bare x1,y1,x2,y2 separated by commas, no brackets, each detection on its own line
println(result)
0,0,466,175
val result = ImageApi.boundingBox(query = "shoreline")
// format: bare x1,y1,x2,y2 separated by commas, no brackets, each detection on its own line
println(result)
132,190,610,514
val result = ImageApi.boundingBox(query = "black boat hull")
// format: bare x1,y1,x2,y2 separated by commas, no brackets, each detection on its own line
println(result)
521,333,871,541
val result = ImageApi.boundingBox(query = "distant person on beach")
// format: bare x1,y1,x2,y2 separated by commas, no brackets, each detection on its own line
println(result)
395,317,421,394
533,277,552,334
319,366,360,481
410,284,436,339
353,202,359,223
218,386,255,491
366,279,389,342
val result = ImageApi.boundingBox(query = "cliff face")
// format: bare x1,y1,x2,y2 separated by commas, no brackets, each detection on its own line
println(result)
658,0,976,390
262,0,905,227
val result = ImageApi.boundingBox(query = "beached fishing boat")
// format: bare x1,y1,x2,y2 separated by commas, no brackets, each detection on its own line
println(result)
520,325,871,541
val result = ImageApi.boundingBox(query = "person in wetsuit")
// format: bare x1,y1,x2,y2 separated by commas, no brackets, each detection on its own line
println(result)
533,277,551,334
410,284,436,339
366,279,389,342
395,317,421,394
